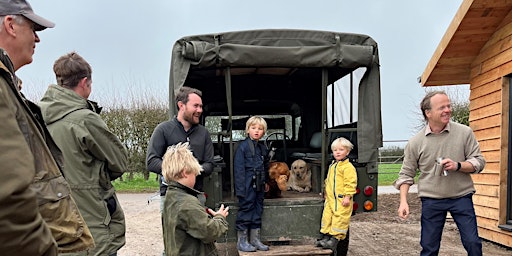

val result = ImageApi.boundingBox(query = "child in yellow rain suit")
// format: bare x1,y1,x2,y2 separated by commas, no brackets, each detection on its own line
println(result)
316,137,357,250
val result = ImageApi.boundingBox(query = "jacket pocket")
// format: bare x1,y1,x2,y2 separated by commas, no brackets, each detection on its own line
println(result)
105,196,117,216
32,175,95,253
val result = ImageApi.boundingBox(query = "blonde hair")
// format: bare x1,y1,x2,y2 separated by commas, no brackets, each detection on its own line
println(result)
331,137,354,151
162,142,202,182
245,116,267,134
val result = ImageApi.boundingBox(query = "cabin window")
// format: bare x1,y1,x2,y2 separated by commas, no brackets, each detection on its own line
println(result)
327,67,366,127
206,115,296,143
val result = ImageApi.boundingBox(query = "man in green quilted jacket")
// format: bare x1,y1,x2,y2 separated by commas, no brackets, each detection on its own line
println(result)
40,51,128,256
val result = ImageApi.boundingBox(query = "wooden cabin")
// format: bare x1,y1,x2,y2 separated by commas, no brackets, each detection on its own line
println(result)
420,0,512,248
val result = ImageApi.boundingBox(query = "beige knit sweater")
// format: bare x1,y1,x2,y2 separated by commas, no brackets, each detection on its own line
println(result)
394,121,486,199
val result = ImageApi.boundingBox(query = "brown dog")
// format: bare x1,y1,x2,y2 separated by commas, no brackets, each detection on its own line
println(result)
287,159,312,192
266,162,290,198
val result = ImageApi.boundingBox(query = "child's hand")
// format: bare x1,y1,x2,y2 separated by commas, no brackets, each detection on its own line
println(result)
342,196,351,207
208,204,229,218
264,183,269,192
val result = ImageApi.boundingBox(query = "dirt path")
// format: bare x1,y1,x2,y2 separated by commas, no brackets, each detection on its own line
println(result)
117,193,511,256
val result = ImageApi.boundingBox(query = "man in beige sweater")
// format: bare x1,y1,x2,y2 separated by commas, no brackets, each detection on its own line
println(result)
394,91,485,256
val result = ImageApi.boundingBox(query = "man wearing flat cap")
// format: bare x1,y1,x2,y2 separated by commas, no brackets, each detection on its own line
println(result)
0,1,94,255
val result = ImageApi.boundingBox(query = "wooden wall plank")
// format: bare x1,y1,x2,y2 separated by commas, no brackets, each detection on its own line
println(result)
481,150,501,163
472,172,500,185
469,91,502,111
480,162,500,174
473,126,500,140
479,228,512,248
480,12,512,52
474,194,499,208
478,137,501,151
476,22,512,60
470,102,501,123
471,113,501,130
481,48,512,75
475,204,499,219
470,61,512,86
475,183,499,197
470,79,502,100
477,216,512,248
474,34,512,66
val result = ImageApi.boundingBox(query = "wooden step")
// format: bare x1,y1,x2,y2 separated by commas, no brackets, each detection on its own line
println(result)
238,244,332,256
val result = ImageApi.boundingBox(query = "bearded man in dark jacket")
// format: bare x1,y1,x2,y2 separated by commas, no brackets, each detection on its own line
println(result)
147,86,214,255
147,86,215,199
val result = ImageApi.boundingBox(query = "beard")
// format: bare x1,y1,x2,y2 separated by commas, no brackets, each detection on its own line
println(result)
183,109,200,125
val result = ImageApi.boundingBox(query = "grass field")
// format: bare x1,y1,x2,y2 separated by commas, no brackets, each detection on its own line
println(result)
378,163,420,186
113,163,411,192
113,172,159,193
378,163,402,186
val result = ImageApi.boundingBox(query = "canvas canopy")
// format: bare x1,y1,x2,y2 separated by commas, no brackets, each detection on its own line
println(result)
168,29,382,163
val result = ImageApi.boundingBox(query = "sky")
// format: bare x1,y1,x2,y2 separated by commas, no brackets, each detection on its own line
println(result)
18,0,466,147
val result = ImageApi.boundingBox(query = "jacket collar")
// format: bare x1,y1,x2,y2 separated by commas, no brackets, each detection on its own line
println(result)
168,180,201,197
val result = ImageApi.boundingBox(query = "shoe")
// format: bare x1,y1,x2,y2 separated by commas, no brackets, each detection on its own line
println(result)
315,234,330,247
237,230,256,252
249,228,269,251
322,236,339,250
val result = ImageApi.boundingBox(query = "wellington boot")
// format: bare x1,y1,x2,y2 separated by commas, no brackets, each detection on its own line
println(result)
315,234,330,247
237,230,256,252
249,228,269,251
321,236,339,250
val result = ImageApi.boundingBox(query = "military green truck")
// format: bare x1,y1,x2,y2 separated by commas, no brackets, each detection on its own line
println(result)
168,29,382,254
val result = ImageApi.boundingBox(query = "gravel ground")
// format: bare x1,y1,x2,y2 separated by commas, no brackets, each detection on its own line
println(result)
116,191,512,256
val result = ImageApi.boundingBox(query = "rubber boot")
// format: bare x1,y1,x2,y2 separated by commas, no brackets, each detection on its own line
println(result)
315,234,330,247
249,228,269,251
321,236,339,250
237,230,256,252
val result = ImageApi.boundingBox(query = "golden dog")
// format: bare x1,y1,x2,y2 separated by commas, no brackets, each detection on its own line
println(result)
287,159,312,192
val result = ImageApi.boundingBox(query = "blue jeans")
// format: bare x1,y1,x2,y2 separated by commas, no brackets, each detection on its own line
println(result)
420,193,482,256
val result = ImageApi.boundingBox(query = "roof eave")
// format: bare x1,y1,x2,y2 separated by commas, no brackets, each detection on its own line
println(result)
420,0,473,87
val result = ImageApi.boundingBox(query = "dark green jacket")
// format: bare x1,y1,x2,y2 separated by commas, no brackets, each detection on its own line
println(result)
0,50,94,255
163,181,228,256
40,84,128,256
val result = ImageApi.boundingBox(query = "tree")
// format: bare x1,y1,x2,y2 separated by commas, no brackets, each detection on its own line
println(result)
450,99,469,126
414,86,470,131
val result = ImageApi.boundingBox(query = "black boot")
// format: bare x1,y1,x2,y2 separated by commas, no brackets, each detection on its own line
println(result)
315,234,330,247
249,228,269,251
237,230,256,252
321,236,339,250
